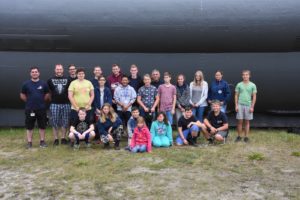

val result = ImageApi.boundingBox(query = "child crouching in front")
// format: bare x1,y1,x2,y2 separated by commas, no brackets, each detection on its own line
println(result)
130,117,152,153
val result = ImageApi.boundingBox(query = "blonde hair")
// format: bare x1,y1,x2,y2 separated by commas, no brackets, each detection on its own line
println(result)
99,103,117,123
137,116,145,125
193,70,204,86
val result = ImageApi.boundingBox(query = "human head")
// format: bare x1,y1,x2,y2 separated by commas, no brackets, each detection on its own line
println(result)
211,100,221,113
68,64,76,76
30,66,40,80
215,70,223,81
55,64,64,77
163,72,171,84
194,70,204,85
76,68,85,80
93,66,102,78
130,64,138,77
78,107,87,120
102,103,112,115
184,106,193,118
177,74,185,86
151,69,160,81
121,75,129,87
131,107,140,119
137,116,145,128
143,74,151,86
112,64,120,76
242,70,251,81
156,112,168,125
98,76,106,87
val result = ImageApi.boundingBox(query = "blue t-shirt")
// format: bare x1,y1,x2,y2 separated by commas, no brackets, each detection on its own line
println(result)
21,80,49,110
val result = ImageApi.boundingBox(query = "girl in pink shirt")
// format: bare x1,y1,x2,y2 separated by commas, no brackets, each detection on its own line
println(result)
130,117,152,153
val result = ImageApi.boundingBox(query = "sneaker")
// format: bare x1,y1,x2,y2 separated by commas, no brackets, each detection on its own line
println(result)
53,139,59,146
244,137,250,143
124,146,131,151
70,142,74,148
114,146,121,150
61,138,67,145
86,142,92,148
103,143,110,149
40,141,48,148
208,136,215,145
26,142,32,149
234,136,242,143
73,144,80,149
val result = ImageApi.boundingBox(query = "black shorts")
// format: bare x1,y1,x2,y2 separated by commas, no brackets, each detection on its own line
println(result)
25,109,47,130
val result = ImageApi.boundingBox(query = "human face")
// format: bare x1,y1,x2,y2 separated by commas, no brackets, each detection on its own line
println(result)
185,110,193,118
98,77,106,87
121,77,129,86
177,75,184,86
77,71,85,80
69,66,76,76
242,72,250,82
132,110,140,118
151,71,160,81
78,110,87,121
112,66,120,76
195,73,202,81
143,76,151,86
164,75,171,84
30,69,40,80
212,103,221,113
102,106,110,115
94,67,102,78
137,122,144,128
130,67,138,76
157,114,164,122
215,72,222,81
55,65,64,77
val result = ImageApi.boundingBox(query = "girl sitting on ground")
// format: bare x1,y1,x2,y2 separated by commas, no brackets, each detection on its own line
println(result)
130,117,152,153
150,112,173,147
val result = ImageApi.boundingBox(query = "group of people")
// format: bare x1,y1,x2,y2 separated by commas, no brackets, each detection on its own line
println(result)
20,63,257,152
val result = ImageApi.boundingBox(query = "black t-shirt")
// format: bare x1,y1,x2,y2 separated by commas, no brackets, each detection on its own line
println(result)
207,111,228,129
178,116,197,131
48,76,71,104
71,118,92,133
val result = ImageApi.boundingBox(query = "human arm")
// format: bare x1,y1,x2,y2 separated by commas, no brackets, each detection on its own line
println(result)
250,92,257,113
196,82,208,106
166,124,173,145
146,128,152,152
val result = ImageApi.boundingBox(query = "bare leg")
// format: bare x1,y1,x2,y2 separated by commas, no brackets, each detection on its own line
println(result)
237,119,243,137
27,129,33,142
61,127,67,139
52,127,59,140
39,129,46,141
244,120,250,137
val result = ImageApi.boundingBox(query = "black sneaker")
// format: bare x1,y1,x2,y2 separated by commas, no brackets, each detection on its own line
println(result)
104,143,110,149
53,139,59,146
40,141,48,148
61,138,67,145
70,142,74,148
124,146,131,151
114,146,121,150
234,136,242,143
26,142,32,149
244,137,250,143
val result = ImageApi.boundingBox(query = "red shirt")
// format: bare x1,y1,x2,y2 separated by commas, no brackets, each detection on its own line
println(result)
130,126,152,152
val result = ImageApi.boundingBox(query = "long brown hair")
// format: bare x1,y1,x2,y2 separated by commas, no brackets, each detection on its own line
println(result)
156,112,169,126
99,103,117,123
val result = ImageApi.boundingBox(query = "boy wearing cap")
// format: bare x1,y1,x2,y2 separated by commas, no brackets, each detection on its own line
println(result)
176,106,205,146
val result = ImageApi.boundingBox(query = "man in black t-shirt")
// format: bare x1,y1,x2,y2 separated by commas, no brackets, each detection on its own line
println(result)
203,100,229,143
176,106,206,146
69,108,95,149
48,64,72,146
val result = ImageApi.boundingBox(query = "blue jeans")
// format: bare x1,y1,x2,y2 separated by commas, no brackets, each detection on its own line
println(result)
221,104,227,113
131,144,147,153
192,106,206,122
165,111,173,125
176,125,199,145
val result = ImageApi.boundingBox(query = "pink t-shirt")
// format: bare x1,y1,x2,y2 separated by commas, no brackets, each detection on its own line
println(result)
158,84,176,112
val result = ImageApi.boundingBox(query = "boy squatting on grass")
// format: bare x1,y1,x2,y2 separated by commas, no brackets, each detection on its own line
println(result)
69,108,96,149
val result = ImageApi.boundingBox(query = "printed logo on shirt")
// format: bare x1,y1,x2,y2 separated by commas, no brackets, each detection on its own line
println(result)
37,85,43,90
52,79,68,94
218,90,223,94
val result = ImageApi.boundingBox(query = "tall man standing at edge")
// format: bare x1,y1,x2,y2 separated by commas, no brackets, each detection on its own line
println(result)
235,70,257,143
48,64,71,146
20,67,50,149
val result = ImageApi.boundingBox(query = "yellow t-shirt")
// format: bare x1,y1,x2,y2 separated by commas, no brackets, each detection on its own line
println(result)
68,79,94,110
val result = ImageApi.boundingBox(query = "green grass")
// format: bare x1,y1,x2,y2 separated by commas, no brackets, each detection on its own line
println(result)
0,128,300,199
